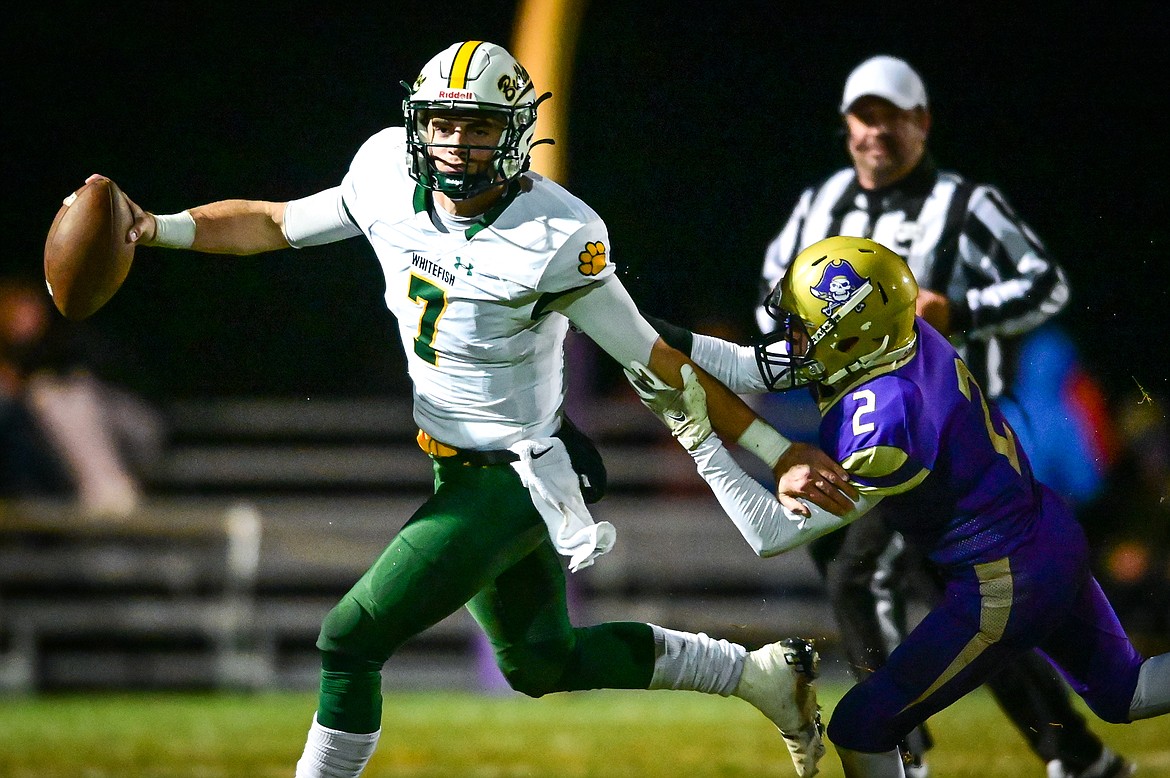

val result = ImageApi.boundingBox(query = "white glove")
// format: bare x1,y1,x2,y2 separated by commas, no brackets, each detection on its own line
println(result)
625,362,713,451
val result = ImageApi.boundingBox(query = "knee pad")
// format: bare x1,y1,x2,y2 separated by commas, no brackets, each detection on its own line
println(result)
1079,684,1139,724
835,746,907,777
494,639,572,698
317,596,393,665
1057,645,1148,724
827,686,903,754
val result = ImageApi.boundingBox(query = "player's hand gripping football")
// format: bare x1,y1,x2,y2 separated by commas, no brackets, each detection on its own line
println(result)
625,362,712,451
84,174,153,245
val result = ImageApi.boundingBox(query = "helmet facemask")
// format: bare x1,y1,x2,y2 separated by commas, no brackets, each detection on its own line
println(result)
757,279,878,390
404,99,542,200
755,310,824,391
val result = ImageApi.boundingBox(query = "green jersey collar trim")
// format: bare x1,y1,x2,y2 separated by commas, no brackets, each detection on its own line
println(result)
413,184,430,215
465,182,520,239
413,181,520,240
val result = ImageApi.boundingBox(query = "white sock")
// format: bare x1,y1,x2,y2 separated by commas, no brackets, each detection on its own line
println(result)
294,714,381,778
1129,652,1170,719
647,624,746,696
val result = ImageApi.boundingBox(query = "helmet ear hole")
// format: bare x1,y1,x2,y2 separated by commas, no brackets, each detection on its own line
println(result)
835,336,859,353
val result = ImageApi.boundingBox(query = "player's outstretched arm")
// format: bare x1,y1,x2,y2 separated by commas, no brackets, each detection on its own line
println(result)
559,277,855,515
645,339,857,516
85,174,291,256
642,312,770,393
626,362,878,555
168,199,290,255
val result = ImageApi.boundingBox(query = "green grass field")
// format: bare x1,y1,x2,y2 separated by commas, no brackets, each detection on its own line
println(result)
0,682,1166,777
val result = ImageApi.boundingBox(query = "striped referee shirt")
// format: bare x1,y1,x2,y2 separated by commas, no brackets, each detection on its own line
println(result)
756,156,1069,398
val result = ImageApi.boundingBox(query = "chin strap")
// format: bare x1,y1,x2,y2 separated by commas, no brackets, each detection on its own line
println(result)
824,334,917,387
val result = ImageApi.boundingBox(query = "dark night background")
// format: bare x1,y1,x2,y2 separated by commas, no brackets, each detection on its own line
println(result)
4,2,1168,405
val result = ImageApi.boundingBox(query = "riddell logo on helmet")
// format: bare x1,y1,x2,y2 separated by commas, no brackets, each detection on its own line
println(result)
438,90,474,99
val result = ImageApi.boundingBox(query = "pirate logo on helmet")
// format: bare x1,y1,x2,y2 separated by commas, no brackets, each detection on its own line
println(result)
810,259,868,318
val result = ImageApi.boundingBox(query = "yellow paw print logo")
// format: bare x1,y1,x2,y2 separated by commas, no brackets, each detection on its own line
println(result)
578,241,607,276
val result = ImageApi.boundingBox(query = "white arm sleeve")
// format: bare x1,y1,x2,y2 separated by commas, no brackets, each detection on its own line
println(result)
691,334,771,393
690,434,880,557
555,276,659,370
282,186,363,248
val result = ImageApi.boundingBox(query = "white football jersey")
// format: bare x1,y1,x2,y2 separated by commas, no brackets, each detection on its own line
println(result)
339,128,616,449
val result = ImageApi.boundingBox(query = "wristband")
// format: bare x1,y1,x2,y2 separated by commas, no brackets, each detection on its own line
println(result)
737,418,792,469
151,211,196,249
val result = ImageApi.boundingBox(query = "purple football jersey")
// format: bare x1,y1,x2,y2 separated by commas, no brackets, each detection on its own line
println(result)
820,320,1050,567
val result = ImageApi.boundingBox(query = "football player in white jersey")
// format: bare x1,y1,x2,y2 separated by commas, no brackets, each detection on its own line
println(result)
92,41,858,778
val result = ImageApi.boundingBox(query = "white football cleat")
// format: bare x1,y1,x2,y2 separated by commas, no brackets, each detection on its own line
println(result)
734,637,825,777
1047,747,1137,778
904,761,929,778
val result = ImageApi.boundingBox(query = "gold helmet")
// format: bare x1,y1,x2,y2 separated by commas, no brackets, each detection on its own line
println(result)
756,236,918,390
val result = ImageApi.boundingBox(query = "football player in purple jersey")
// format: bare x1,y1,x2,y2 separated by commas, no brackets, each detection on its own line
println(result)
628,236,1170,778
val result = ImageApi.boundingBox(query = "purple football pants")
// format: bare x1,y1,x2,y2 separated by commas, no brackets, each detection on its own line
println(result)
828,490,1144,753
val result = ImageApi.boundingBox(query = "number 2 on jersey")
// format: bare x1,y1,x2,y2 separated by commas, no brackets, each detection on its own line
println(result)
409,273,448,365
851,389,876,434
954,359,1021,473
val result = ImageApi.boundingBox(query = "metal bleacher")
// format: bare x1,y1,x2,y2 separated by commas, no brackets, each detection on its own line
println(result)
0,395,833,693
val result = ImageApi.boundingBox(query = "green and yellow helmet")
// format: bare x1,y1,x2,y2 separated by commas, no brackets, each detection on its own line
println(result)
757,236,919,390
403,41,551,199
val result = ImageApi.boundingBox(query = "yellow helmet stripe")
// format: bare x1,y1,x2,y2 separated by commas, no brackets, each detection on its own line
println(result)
448,41,484,89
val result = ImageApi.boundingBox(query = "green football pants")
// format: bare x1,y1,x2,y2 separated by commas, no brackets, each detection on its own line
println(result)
314,457,654,732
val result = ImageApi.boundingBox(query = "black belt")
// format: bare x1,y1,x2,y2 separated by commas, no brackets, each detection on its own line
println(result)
443,448,520,467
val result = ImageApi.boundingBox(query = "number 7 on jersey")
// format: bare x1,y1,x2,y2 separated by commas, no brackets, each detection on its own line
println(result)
409,273,447,365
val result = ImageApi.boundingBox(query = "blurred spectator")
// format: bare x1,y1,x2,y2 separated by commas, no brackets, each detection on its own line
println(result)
0,281,72,496
996,321,1169,653
997,321,1119,508
0,276,166,517
1090,388,1170,655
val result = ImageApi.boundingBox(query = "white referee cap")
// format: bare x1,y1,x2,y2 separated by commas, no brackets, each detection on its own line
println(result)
840,55,928,113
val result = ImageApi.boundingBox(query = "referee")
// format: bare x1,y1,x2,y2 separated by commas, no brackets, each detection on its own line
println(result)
755,55,1132,778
